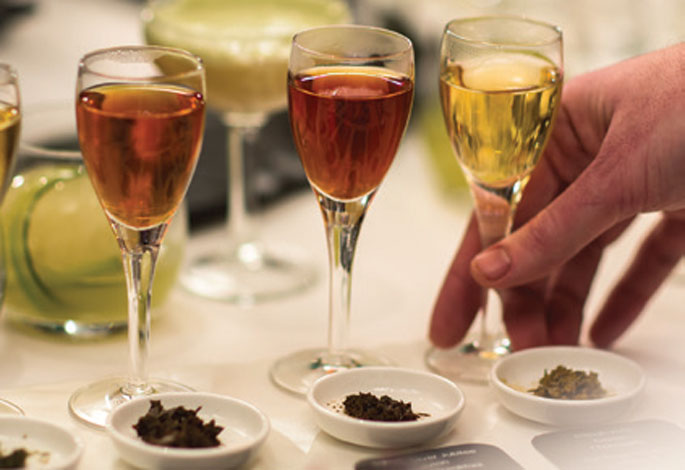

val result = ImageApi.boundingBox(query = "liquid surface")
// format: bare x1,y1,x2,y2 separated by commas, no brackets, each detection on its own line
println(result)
440,52,561,188
77,83,204,229
288,66,413,201
144,0,350,113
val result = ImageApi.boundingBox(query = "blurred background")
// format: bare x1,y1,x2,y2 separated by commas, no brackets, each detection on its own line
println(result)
1,0,683,230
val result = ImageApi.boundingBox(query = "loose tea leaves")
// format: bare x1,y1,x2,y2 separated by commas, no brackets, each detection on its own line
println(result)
528,365,607,400
133,400,224,448
0,448,28,468
342,392,427,422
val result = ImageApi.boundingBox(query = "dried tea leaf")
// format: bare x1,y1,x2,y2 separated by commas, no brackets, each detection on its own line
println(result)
342,392,428,422
133,400,224,448
529,365,606,400
0,448,28,468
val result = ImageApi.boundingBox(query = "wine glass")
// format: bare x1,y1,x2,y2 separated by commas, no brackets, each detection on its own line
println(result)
270,25,415,394
425,16,563,383
68,46,206,427
0,63,23,415
143,0,350,304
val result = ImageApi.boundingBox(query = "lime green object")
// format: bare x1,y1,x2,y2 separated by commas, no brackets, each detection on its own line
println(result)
1,162,185,337
420,99,468,197
144,0,351,114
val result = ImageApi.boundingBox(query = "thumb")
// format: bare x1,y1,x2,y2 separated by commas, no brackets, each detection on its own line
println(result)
470,162,628,288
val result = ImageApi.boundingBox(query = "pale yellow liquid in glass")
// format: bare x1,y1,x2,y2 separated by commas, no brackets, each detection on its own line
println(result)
0,105,20,199
144,0,350,114
440,52,561,189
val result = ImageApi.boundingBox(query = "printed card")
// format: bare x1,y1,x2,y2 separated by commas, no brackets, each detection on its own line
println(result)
533,419,685,470
355,443,524,470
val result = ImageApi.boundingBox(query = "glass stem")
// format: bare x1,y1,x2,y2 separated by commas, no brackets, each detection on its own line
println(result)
0,218,6,305
469,180,518,350
317,192,371,361
222,112,268,247
112,223,167,396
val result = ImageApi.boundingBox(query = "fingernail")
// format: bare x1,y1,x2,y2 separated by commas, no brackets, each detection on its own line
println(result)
473,247,511,281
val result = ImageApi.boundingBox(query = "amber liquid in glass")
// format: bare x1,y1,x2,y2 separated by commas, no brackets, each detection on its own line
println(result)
76,84,205,228
288,66,413,200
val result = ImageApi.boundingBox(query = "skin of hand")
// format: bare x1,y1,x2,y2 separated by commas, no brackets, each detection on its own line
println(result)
429,43,685,351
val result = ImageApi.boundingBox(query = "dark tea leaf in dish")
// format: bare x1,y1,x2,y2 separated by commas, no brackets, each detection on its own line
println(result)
343,392,429,422
133,400,224,448
0,448,28,468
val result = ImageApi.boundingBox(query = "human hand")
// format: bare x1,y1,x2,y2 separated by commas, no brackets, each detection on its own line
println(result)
429,43,685,351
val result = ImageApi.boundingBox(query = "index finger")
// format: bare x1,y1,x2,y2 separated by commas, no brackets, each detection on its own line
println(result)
429,214,483,348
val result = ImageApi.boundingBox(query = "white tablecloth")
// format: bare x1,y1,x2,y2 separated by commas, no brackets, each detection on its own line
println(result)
2,1,685,468
2,130,684,469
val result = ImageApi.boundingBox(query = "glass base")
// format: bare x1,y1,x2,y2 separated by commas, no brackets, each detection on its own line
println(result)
0,399,23,415
68,376,193,429
270,348,393,395
425,337,511,384
181,239,317,304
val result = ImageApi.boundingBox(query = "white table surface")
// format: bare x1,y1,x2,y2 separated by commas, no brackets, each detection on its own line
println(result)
2,1,685,469
3,132,685,470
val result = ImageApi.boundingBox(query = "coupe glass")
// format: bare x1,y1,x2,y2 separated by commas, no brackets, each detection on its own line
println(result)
425,17,563,383
143,0,350,304
68,46,206,427
0,63,22,415
270,25,415,394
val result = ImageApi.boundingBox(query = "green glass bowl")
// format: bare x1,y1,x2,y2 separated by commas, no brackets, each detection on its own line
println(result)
2,101,187,339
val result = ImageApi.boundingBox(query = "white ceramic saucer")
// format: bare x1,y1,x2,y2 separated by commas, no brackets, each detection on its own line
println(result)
490,346,646,426
307,366,465,448
0,416,83,469
107,392,269,470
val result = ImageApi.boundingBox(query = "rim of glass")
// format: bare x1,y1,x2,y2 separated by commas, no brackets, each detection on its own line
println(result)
444,16,562,47
79,45,204,81
0,63,18,86
142,0,351,41
292,24,413,62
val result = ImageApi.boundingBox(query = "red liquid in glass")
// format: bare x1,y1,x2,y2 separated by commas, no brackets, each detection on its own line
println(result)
288,66,413,200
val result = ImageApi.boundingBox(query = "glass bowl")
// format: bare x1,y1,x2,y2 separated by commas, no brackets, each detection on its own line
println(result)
1,101,187,338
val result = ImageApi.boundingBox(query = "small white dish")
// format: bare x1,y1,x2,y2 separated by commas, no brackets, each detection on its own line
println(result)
490,346,646,426
307,366,465,448
0,416,83,469
107,392,269,470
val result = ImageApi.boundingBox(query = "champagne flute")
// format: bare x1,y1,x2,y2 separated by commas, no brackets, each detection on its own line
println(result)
143,0,350,304
0,63,23,415
425,16,563,383
271,25,415,394
68,46,205,427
